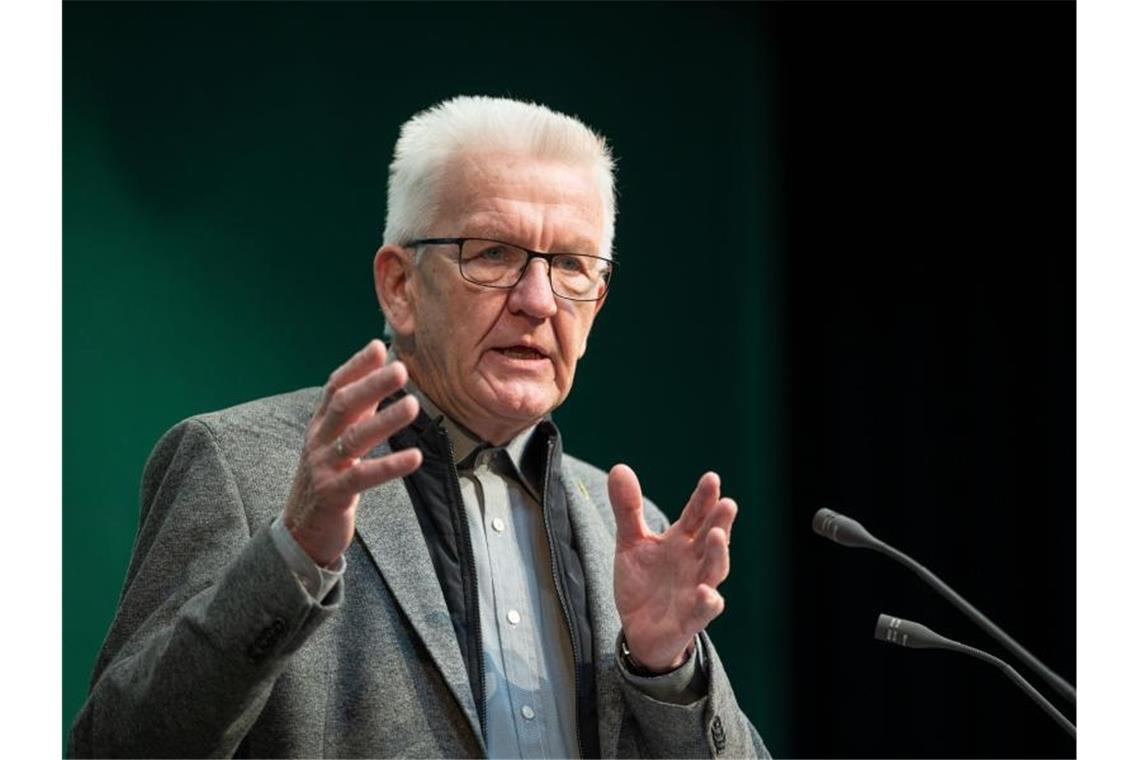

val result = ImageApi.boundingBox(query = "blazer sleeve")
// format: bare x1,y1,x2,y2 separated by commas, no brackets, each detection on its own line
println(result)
617,500,772,759
67,418,340,758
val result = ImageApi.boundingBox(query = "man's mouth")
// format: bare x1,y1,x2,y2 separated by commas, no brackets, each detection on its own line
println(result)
493,345,549,360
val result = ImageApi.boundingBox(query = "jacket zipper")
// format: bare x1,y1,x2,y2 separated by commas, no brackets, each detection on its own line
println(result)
441,432,488,746
540,437,586,759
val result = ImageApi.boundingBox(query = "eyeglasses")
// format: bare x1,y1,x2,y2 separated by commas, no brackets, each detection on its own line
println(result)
406,237,615,302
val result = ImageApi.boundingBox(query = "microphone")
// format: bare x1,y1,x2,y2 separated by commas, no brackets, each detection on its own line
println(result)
875,614,1075,739
812,508,1076,705
812,507,881,549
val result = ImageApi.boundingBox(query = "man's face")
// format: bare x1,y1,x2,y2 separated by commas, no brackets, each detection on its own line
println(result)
397,151,607,443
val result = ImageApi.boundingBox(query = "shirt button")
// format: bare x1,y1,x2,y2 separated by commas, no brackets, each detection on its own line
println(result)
491,517,506,533
506,609,521,625
521,705,536,720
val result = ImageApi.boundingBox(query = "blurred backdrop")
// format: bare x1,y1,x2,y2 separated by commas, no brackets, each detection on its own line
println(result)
63,2,1073,757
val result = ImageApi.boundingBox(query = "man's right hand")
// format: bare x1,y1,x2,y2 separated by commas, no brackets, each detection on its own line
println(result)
282,339,423,567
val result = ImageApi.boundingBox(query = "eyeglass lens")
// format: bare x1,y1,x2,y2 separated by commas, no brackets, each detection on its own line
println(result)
458,239,610,300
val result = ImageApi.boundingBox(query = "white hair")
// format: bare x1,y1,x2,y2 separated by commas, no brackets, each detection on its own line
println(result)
383,95,617,257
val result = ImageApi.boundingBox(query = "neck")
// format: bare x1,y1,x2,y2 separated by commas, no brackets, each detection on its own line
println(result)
398,355,532,447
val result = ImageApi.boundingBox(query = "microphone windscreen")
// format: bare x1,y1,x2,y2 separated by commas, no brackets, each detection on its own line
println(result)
874,613,949,650
812,508,878,548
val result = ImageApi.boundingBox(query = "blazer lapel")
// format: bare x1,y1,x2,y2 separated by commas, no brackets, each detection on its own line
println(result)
564,476,626,759
353,441,485,752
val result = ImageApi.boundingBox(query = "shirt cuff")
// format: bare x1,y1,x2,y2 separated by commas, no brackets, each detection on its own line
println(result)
616,633,709,705
270,515,346,602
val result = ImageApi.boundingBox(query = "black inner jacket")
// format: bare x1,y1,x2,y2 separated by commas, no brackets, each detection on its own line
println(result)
385,397,600,758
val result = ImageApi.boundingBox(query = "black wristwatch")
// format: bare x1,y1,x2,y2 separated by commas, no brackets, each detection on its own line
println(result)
620,633,696,677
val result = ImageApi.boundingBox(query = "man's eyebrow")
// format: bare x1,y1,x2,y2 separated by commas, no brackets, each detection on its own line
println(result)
557,237,602,255
464,228,600,255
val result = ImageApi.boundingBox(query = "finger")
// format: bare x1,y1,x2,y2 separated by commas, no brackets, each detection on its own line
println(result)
696,497,738,545
319,361,409,441
608,463,650,546
677,472,721,534
688,587,725,633
718,498,738,545
332,395,420,462
693,584,726,627
338,447,423,496
700,527,730,587
320,340,387,411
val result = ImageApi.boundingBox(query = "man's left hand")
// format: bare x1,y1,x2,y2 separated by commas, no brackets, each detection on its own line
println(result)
608,463,738,673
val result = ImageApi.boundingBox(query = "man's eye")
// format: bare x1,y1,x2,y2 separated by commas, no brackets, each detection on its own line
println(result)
554,255,586,273
481,247,507,261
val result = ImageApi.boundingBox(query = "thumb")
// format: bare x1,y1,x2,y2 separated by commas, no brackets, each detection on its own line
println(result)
608,463,649,546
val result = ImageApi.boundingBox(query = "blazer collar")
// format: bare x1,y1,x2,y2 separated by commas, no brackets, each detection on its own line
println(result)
353,436,486,753
562,469,627,758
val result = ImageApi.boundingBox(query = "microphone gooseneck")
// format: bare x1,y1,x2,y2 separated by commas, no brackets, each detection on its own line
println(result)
812,508,1076,705
875,614,1075,739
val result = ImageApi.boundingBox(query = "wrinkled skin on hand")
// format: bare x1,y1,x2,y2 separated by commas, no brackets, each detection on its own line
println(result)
283,340,423,567
609,464,738,672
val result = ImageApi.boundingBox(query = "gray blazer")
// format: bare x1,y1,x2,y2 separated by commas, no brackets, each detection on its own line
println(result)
69,388,768,758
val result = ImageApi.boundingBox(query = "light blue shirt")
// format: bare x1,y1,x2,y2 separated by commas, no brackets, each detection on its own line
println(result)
452,427,580,757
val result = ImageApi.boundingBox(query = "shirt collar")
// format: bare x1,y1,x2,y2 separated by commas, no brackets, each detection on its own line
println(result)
395,361,539,486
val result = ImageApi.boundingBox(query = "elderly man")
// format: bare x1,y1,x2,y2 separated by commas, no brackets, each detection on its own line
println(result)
70,96,768,758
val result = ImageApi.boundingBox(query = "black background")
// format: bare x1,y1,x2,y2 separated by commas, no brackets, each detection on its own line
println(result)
777,2,1074,757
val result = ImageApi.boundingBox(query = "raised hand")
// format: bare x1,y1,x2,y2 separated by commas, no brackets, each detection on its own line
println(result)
283,339,423,566
608,464,738,672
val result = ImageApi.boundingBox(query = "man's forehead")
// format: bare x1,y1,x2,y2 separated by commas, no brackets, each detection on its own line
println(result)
461,211,600,254
436,151,605,251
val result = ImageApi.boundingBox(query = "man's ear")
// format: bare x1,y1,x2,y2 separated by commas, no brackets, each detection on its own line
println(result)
374,244,417,337
580,291,608,359
592,291,608,319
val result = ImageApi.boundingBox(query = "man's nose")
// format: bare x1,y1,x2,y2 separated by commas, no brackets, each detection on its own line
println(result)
507,258,558,318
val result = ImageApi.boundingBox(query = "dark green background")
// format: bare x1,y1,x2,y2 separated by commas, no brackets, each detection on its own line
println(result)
64,1,786,752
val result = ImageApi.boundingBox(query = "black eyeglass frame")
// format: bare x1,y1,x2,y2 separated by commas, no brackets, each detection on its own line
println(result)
405,237,616,302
